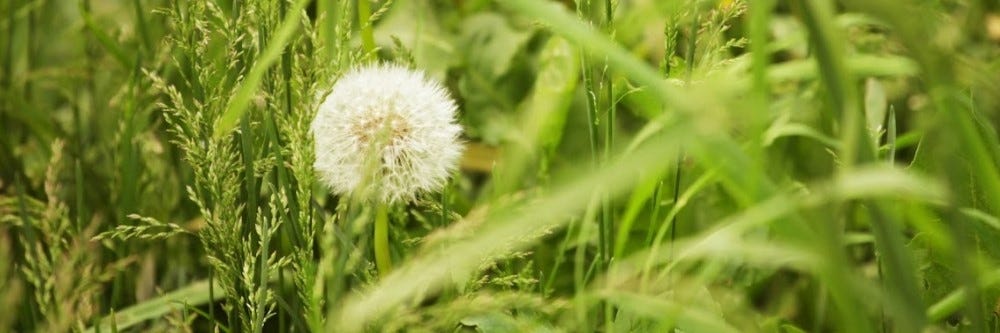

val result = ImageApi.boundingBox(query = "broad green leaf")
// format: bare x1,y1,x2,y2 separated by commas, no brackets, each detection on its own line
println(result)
521,37,579,153
460,312,520,333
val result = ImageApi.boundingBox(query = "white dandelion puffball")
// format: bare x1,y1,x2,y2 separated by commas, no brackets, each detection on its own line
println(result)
312,64,464,203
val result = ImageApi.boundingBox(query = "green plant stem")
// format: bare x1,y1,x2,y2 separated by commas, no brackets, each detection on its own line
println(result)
374,203,392,277
358,0,376,56
601,1,615,330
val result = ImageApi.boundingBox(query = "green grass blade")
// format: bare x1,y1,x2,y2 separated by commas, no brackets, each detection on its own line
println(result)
84,279,223,333
213,0,310,138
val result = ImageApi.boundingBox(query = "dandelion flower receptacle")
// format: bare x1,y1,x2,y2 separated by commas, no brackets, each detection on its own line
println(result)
312,64,464,276
312,64,463,203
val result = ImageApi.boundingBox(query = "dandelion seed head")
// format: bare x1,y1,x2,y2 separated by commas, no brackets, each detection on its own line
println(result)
312,64,463,203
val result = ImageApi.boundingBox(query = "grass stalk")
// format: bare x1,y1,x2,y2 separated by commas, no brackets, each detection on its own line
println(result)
358,0,376,56
887,106,896,164
318,0,338,61
670,4,699,256
131,0,152,52
599,1,615,329
576,1,600,167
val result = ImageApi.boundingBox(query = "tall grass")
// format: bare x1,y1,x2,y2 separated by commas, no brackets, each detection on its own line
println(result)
2,0,1000,332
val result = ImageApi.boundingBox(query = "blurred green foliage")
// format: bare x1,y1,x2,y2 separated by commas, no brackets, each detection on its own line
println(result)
2,0,1000,332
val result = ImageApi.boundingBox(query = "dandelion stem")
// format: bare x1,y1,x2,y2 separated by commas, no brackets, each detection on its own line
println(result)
374,203,392,277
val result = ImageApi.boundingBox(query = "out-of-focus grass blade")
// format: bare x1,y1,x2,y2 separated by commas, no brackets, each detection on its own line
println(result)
746,0,776,146
607,168,947,319
614,170,664,257
80,6,134,70
887,106,896,163
794,1,873,167
824,167,947,204
84,279,222,333
867,203,926,332
747,0,775,102
766,55,918,84
131,0,153,52
601,291,741,333
763,122,841,149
